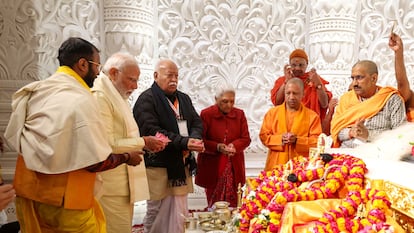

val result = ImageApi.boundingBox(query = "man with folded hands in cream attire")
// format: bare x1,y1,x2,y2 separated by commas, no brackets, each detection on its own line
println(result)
92,52,167,233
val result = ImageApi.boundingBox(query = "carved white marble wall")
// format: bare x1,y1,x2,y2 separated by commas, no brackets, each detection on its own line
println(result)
155,0,414,173
102,0,155,104
0,0,414,181
0,0,104,180
309,0,359,96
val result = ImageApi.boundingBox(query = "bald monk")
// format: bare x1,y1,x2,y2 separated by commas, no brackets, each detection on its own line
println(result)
270,49,332,132
260,78,322,171
331,60,406,148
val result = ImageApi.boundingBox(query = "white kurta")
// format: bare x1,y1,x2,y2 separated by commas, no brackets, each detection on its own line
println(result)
92,73,150,202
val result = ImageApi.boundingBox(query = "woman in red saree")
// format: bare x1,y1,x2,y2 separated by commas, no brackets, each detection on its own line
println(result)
195,86,251,208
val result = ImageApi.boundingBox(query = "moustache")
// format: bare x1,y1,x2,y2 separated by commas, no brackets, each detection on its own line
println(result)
168,82,177,86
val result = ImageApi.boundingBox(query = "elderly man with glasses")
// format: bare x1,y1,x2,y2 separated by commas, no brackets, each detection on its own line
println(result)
330,60,406,148
270,49,332,134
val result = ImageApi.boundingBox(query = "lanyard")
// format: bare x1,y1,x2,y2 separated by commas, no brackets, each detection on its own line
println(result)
167,98,180,119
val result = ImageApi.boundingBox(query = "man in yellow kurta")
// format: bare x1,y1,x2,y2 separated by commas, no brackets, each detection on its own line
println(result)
260,78,322,171
92,52,166,233
4,37,145,233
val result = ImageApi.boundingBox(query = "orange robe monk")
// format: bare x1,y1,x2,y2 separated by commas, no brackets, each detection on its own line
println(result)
259,103,322,170
270,74,332,121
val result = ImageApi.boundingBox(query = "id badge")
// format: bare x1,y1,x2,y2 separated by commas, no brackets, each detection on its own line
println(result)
178,120,189,136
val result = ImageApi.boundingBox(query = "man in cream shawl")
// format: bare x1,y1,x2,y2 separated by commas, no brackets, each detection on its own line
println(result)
4,37,146,233
92,52,166,233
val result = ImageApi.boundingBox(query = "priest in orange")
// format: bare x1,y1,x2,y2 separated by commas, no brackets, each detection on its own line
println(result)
270,49,332,132
260,78,322,170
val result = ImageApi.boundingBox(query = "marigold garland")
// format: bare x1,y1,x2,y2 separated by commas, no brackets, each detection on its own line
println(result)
311,188,392,233
236,153,368,233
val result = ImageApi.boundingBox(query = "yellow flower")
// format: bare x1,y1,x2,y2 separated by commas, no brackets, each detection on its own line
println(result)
337,217,346,231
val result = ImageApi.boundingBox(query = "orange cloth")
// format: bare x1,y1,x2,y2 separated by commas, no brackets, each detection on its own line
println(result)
270,74,332,120
259,103,322,170
277,199,405,233
407,108,414,122
16,196,106,233
289,49,308,62
14,155,106,233
13,155,96,210
330,87,399,147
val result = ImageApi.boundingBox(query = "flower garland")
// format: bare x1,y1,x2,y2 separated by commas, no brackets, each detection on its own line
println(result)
311,188,392,233
236,153,367,233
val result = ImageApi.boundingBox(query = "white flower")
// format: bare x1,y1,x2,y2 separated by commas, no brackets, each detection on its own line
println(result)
247,191,256,200
257,213,268,221
260,209,270,216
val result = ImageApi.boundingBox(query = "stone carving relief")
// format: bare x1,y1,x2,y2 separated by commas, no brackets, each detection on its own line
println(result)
0,0,38,81
309,0,359,97
102,0,155,104
0,0,101,180
155,0,414,160
0,0,101,83
358,1,414,88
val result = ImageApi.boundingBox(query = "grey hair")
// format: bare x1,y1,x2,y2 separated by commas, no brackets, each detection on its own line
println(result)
215,84,235,98
102,52,138,73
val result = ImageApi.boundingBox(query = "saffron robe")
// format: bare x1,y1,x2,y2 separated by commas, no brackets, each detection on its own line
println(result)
270,73,332,120
259,103,322,171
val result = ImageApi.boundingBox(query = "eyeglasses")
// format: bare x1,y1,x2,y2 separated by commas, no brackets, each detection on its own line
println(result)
350,75,366,81
88,60,102,71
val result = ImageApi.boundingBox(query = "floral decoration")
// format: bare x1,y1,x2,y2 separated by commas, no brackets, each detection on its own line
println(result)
311,188,392,233
236,153,367,233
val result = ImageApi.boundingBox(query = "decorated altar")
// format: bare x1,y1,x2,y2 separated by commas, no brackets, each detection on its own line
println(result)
232,133,414,233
